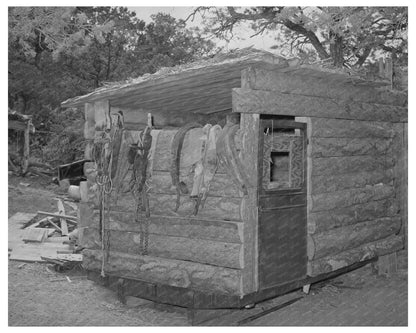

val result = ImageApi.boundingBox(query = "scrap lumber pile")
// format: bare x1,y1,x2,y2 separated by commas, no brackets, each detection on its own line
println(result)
8,199,83,267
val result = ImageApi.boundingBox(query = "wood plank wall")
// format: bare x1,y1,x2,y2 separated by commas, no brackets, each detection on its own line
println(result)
236,66,407,277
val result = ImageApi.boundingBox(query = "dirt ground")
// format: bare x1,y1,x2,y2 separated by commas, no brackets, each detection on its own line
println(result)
8,174,408,326
8,174,190,326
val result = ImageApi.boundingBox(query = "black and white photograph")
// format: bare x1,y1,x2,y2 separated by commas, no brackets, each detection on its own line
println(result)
7,2,409,327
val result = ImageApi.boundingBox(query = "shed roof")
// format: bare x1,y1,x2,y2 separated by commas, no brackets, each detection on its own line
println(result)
61,48,391,116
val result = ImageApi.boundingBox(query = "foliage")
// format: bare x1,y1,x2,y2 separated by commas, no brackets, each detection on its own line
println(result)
8,7,215,166
8,7,114,60
193,6,407,69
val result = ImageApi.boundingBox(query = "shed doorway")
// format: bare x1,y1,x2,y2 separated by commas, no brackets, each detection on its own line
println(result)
258,117,308,289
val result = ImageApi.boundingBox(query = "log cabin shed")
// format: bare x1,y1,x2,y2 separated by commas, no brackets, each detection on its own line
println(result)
62,49,408,310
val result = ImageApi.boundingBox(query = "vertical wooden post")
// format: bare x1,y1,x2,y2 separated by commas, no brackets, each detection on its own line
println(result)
296,117,313,273
84,103,95,160
239,113,260,295
94,100,110,134
238,67,260,294
84,103,95,139
22,121,30,174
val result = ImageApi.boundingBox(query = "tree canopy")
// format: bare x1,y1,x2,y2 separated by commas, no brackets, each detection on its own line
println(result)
8,6,215,165
192,6,407,68
9,7,215,114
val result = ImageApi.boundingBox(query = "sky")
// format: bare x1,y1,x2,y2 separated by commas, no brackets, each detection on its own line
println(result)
129,6,281,53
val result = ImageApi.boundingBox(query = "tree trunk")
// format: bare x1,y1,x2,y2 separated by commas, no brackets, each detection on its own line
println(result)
330,32,344,67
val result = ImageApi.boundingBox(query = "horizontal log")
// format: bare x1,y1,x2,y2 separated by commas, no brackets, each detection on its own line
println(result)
82,227,242,269
308,234,404,276
232,88,407,122
309,118,398,138
120,170,242,198
308,215,401,260
310,137,393,158
119,107,229,129
243,66,407,107
312,155,394,177
311,184,394,212
311,169,394,195
78,202,243,243
151,193,241,221
82,249,242,295
106,193,242,221
308,198,398,234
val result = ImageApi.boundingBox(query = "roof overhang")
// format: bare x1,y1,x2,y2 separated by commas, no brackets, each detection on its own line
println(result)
61,52,289,115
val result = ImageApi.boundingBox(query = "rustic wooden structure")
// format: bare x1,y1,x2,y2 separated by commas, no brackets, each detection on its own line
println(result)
8,110,35,174
62,50,408,309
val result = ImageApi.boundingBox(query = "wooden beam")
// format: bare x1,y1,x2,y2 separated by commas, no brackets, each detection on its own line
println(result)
239,113,260,294
83,249,242,295
310,137,393,158
79,203,244,244
308,234,403,276
232,88,407,122
311,155,393,177
309,118,397,138
311,170,394,195
84,103,95,139
57,199,68,236
242,66,407,107
311,184,394,212
82,227,243,269
308,216,401,260
94,100,110,132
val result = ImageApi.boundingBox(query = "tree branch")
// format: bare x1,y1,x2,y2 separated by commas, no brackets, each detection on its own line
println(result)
354,46,372,67
282,19,330,60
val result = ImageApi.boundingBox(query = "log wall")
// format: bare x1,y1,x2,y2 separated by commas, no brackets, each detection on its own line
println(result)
299,117,406,276
80,104,247,295
240,66,407,278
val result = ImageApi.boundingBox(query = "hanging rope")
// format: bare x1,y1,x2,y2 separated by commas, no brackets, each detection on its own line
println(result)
128,117,153,255
93,112,124,277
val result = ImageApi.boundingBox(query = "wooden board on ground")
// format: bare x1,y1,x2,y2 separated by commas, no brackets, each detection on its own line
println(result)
9,242,73,262
56,253,83,261
57,199,69,236
37,211,77,223
45,236,70,243
22,228,51,242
